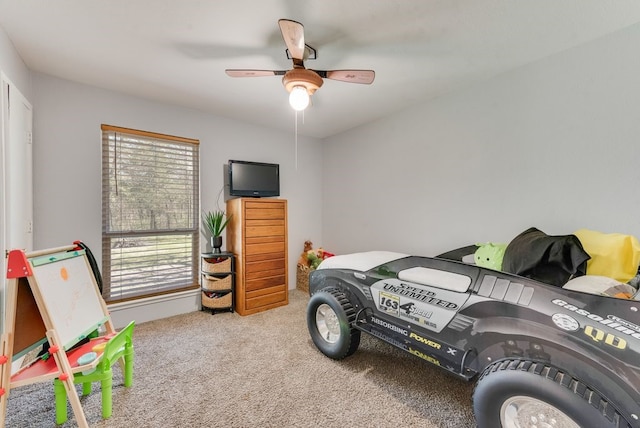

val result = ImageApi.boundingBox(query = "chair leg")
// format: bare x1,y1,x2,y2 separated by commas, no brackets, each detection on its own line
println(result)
53,379,68,425
124,347,134,387
82,381,92,396
101,369,113,419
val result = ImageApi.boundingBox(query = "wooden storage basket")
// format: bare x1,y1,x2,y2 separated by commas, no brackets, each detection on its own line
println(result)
296,265,313,293
201,256,232,274
201,273,232,291
201,290,232,309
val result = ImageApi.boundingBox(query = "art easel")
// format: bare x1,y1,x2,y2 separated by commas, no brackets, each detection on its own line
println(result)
0,244,116,428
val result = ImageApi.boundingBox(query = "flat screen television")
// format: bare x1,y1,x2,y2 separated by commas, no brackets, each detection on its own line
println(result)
228,160,280,198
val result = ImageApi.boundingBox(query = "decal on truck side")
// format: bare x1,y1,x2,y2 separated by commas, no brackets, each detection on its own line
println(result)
371,279,469,333
552,299,638,349
367,313,465,366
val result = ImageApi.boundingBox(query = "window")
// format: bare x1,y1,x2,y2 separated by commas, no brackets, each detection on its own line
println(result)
101,125,199,302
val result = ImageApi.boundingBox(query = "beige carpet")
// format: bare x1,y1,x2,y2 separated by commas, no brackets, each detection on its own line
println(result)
5,289,476,427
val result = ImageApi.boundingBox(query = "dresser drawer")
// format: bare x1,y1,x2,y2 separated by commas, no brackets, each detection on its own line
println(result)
245,258,285,273
245,206,285,220
245,285,288,309
246,218,284,227
246,241,285,255
245,223,286,238
246,275,286,291
245,252,282,263
245,267,285,281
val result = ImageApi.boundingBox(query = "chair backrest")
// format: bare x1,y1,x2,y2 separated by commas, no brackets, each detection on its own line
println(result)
98,321,135,370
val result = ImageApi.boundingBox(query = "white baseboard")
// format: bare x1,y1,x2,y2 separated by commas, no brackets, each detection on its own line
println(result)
107,289,200,329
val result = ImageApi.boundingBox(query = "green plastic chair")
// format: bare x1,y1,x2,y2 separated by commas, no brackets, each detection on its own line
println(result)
53,321,135,424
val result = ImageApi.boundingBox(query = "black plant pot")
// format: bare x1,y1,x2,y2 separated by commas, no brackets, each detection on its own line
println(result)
211,236,223,254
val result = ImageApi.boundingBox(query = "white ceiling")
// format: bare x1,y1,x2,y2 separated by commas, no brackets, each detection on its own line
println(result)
2,0,640,138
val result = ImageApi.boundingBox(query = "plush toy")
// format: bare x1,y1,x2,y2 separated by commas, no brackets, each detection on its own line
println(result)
298,240,314,267
304,240,313,252
474,242,507,271
321,249,335,259
307,251,322,269
297,241,335,269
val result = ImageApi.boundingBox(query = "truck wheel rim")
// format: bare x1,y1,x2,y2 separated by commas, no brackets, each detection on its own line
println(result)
316,303,340,344
501,396,579,428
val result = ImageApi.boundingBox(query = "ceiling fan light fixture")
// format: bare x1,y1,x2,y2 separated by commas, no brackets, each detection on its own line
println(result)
289,85,310,111
282,68,323,93
282,68,323,110
226,20,374,113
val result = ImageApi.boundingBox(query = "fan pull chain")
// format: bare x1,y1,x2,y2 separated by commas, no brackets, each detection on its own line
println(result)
294,110,298,170
293,109,305,170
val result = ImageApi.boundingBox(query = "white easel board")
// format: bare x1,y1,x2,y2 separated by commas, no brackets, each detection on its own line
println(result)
29,250,108,350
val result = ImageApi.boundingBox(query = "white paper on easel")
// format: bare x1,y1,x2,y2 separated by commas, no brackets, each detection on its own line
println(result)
29,252,107,350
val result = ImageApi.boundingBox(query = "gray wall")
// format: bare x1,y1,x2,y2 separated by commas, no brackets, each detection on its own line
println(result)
31,73,324,290
322,23,640,257
0,24,31,98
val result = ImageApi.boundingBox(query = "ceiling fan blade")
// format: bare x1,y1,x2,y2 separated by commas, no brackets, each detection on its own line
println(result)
278,19,305,62
314,70,375,84
225,69,287,77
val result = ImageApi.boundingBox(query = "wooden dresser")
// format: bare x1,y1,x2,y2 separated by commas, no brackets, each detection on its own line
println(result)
226,198,288,315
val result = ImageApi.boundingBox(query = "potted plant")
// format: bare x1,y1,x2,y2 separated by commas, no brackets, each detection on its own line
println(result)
202,210,232,253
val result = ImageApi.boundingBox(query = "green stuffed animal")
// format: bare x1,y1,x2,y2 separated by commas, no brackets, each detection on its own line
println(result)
474,242,507,271
307,251,322,269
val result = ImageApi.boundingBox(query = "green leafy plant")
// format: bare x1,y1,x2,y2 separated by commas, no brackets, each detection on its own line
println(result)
202,210,231,237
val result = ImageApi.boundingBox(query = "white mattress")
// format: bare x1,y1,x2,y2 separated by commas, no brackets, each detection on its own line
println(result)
317,251,409,272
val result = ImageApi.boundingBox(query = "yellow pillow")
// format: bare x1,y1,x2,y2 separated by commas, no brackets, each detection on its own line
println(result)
574,229,640,282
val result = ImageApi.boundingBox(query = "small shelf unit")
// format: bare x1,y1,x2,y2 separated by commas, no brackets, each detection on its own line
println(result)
200,252,234,314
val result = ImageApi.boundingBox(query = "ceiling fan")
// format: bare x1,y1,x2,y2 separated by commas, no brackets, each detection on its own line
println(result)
225,19,375,111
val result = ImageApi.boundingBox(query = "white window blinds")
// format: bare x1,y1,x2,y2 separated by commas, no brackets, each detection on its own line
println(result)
101,125,199,302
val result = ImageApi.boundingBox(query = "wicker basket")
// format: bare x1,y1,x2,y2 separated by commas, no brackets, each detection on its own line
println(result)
201,256,232,274
201,273,232,291
296,265,313,293
201,290,232,309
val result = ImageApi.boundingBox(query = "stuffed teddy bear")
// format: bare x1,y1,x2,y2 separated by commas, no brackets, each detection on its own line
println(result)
297,240,314,267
